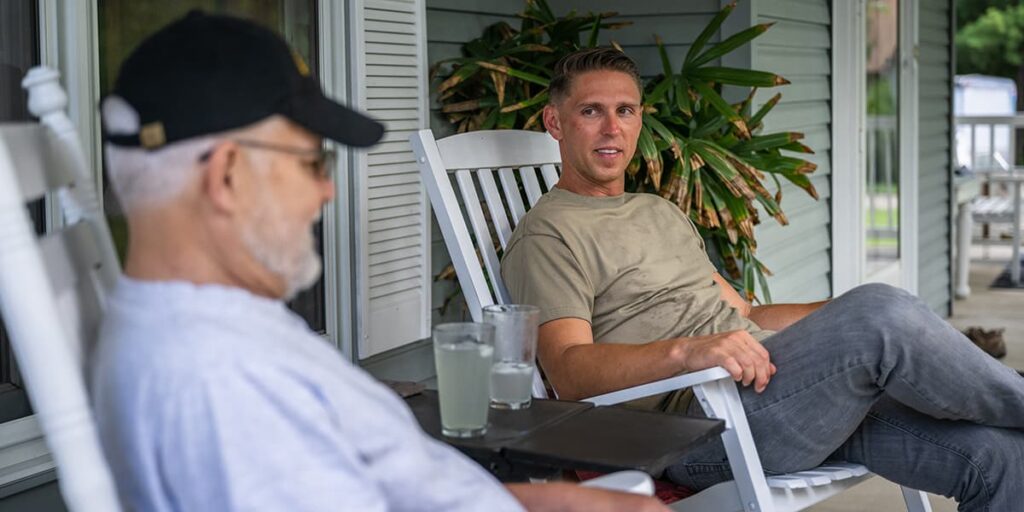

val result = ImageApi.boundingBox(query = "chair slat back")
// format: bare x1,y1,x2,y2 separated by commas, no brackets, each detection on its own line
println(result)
454,169,511,304
477,169,514,249
540,163,560,190
0,67,122,511
0,125,76,201
39,222,107,365
519,166,544,207
412,129,561,399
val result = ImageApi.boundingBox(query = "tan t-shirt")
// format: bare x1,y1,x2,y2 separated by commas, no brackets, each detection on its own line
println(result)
501,187,772,410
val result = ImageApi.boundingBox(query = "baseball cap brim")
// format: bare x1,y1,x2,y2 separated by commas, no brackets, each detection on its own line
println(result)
283,87,384,148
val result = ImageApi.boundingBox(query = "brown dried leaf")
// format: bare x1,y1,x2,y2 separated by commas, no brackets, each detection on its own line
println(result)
626,157,641,178
690,152,705,170
438,72,468,94
435,264,457,281
523,108,545,131
718,207,738,244
443,99,481,113
669,140,682,161
796,161,818,174
491,70,507,106
731,119,751,139
738,218,755,240
704,203,720,229
478,61,511,74
646,157,663,190
661,174,679,200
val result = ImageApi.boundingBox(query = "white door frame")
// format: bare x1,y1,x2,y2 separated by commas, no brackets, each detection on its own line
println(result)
832,0,919,295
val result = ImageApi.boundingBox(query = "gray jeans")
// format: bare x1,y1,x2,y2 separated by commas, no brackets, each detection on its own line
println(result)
665,283,1024,511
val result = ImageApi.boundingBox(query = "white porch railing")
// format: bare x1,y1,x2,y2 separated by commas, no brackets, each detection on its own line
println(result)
955,114,1024,172
954,114,1024,287
866,116,900,272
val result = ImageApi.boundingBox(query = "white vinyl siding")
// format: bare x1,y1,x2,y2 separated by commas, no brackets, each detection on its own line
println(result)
571,0,722,77
352,0,432,358
917,0,952,315
752,0,833,302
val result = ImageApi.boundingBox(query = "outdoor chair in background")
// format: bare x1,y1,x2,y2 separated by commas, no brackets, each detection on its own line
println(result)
955,116,1024,288
0,67,122,511
412,128,934,512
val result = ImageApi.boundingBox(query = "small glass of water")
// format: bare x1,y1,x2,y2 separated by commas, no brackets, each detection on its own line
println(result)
482,304,540,410
432,322,495,438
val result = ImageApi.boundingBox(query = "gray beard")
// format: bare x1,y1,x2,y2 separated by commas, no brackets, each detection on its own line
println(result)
241,202,322,301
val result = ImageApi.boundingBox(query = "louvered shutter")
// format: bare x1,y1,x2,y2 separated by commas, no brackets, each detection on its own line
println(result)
351,0,431,358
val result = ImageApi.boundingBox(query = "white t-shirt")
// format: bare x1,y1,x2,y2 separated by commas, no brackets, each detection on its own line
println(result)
91,277,523,512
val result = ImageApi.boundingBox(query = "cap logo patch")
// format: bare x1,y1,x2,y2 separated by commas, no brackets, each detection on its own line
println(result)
291,49,310,77
139,122,166,149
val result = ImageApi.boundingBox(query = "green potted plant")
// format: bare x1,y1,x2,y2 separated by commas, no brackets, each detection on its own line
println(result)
433,0,818,302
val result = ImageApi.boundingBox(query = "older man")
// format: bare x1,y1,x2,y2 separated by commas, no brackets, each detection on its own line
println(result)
500,47,1024,511
90,13,665,512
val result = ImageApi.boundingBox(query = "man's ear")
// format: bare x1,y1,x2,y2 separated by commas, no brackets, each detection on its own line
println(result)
542,104,562,141
201,141,243,214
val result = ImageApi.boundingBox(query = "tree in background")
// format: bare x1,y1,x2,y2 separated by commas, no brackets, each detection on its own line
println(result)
956,0,1024,111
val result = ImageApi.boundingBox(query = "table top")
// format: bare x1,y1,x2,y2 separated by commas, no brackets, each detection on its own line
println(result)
987,172,1024,184
406,390,724,478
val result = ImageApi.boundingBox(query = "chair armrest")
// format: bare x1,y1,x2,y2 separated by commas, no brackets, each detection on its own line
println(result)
580,366,732,406
579,470,654,496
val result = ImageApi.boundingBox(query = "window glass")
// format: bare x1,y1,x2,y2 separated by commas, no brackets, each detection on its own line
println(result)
97,0,326,332
0,0,41,424
865,0,901,278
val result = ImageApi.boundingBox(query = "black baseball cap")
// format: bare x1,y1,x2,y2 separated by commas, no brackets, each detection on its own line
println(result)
104,10,383,149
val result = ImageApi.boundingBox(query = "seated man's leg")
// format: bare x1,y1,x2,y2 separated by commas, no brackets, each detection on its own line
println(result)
833,397,1024,511
666,283,1024,492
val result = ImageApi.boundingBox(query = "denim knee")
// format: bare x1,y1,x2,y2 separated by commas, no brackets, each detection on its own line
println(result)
841,283,914,309
835,283,921,336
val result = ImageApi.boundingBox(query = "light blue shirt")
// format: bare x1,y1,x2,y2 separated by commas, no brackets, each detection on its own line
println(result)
91,278,523,512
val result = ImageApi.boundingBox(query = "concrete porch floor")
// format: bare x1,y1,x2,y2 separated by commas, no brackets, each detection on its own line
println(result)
809,253,1024,511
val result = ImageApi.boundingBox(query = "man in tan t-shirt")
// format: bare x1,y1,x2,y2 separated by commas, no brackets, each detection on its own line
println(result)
500,47,1024,508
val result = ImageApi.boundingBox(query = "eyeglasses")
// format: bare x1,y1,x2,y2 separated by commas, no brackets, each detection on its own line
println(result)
199,139,337,180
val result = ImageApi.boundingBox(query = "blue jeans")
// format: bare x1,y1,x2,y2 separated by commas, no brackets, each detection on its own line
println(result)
665,283,1024,511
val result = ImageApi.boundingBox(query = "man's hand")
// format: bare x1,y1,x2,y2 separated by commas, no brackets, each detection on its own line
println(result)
506,482,669,512
676,330,776,393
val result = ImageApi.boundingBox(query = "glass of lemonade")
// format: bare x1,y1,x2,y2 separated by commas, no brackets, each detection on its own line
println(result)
432,322,495,438
482,305,540,410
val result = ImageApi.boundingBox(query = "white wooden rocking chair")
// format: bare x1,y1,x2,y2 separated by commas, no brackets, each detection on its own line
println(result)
0,67,122,511
411,128,934,512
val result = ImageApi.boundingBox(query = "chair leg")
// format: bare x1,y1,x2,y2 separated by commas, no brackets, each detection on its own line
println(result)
695,378,775,512
900,487,932,512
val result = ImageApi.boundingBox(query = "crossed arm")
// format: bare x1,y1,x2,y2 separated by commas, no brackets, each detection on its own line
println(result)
537,273,828,401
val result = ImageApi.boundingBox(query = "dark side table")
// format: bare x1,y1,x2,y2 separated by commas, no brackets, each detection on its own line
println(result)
406,390,724,482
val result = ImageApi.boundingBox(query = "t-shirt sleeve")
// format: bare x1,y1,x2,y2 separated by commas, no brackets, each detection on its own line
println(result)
501,234,594,324
159,366,387,512
676,207,716,271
